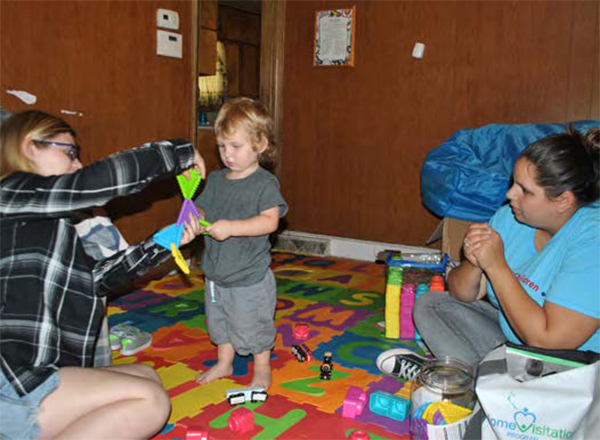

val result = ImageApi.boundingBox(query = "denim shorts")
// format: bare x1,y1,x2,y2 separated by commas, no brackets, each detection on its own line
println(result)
205,269,277,355
0,368,60,440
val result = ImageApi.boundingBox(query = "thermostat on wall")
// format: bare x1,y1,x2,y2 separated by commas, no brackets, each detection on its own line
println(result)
157,8,179,30
157,30,182,59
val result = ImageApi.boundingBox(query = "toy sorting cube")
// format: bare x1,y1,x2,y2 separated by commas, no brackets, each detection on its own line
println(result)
343,386,367,419
294,323,309,340
369,390,410,421
228,407,254,434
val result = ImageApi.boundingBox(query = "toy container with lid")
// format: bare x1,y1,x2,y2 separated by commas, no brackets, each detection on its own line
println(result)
410,356,479,439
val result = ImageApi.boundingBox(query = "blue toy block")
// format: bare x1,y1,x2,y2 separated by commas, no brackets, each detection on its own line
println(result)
153,223,184,250
368,390,410,421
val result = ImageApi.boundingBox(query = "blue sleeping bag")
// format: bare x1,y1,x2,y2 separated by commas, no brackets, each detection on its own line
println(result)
421,121,600,222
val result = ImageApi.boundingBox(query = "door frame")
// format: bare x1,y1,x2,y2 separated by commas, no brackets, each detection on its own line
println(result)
190,0,286,174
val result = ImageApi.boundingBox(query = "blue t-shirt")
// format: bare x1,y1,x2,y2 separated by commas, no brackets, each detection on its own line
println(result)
487,202,600,353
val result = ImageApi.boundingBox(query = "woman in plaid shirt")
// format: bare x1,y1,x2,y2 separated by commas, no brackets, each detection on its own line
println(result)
0,110,205,439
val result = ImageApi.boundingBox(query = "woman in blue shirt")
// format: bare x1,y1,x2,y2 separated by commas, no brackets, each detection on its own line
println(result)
377,125,599,379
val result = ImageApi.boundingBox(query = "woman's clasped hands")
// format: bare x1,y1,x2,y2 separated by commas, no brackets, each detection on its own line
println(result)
463,223,505,271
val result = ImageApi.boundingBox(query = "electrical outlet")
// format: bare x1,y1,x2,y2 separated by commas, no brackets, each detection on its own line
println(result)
157,30,182,59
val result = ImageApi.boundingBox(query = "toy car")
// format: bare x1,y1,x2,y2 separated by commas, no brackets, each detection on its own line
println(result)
291,343,312,362
226,386,268,406
320,352,333,380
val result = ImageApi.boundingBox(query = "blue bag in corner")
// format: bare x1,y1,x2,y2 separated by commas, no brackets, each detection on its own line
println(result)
421,121,600,222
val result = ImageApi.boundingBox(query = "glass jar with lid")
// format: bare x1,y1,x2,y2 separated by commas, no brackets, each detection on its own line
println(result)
410,356,477,439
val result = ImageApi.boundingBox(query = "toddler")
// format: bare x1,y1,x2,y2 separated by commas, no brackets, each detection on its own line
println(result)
195,98,288,389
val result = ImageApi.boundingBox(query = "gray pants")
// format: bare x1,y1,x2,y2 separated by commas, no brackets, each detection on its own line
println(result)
413,291,507,369
205,270,277,356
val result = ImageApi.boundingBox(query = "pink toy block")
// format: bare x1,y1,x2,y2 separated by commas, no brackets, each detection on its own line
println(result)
186,427,209,440
348,430,370,440
294,323,309,340
401,283,416,295
342,386,367,419
228,407,254,434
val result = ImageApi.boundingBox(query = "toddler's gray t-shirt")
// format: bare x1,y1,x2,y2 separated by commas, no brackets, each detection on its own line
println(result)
195,167,288,287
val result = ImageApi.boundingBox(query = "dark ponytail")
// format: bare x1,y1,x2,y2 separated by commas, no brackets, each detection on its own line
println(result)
520,124,600,207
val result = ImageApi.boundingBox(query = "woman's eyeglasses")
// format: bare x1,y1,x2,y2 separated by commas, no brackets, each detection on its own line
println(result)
33,139,80,161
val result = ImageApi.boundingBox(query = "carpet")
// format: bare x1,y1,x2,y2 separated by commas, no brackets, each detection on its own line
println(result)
108,251,428,439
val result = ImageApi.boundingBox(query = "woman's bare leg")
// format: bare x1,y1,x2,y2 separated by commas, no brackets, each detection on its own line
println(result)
37,365,170,440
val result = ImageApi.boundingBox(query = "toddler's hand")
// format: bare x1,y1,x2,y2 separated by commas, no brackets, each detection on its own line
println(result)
180,213,202,246
205,219,233,241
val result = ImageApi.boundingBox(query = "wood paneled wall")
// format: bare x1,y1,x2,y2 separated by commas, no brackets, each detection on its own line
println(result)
281,0,599,247
0,0,193,243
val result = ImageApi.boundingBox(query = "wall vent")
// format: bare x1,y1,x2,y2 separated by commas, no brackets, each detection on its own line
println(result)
274,235,330,256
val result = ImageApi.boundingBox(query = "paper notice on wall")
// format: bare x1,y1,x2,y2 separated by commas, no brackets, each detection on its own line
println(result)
5,89,37,105
318,16,350,60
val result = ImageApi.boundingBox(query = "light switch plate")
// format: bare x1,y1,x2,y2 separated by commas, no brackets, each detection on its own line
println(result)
157,30,182,58
157,8,179,30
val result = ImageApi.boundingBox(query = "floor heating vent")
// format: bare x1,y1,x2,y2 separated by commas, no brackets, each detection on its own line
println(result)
274,234,330,256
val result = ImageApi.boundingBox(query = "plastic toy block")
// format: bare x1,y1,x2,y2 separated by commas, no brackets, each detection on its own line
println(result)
228,407,254,434
401,283,416,295
185,427,208,440
342,386,367,419
385,289,400,338
416,284,430,296
176,170,202,200
177,199,201,227
348,430,370,440
294,323,309,340
429,275,445,292
368,391,410,421
385,265,402,339
153,223,184,250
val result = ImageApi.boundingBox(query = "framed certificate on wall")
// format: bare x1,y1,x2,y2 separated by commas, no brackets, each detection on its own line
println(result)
314,6,356,67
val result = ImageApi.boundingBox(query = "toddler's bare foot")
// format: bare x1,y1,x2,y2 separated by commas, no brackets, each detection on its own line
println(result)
196,362,233,384
251,363,271,390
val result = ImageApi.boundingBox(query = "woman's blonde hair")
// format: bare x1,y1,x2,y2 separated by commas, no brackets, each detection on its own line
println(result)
0,110,76,178
214,97,277,167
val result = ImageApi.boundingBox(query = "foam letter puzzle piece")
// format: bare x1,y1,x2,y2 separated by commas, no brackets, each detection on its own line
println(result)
210,405,307,440
176,170,202,200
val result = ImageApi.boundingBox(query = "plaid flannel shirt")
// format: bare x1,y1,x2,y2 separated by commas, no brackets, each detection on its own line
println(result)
0,140,194,396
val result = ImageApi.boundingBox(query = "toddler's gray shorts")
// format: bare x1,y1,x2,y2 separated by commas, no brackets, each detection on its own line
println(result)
204,269,277,355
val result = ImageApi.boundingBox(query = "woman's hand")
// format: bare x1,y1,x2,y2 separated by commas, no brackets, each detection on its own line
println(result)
192,148,206,179
182,148,206,179
464,223,505,272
